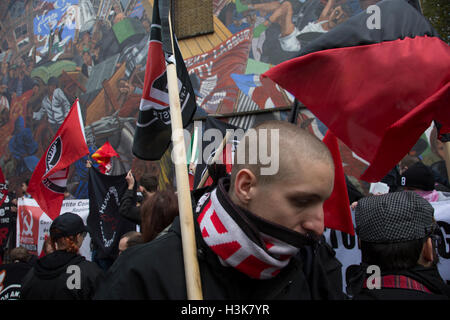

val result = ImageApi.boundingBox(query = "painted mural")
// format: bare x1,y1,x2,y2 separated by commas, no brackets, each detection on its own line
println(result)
0,0,443,198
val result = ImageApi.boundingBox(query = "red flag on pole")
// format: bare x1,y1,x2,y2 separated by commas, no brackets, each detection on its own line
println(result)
28,99,89,220
263,0,450,182
91,141,119,174
0,167,8,207
323,131,354,235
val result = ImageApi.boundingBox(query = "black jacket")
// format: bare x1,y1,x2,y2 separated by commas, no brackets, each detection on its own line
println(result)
0,262,33,300
119,189,141,224
346,263,450,300
20,251,104,300
95,184,345,300
381,166,401,193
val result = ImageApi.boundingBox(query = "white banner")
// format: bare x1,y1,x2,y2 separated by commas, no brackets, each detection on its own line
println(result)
17,198,92,261
324,200,450,292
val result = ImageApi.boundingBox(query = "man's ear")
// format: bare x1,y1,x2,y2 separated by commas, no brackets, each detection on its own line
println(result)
232,169,257,206
420,237,434,266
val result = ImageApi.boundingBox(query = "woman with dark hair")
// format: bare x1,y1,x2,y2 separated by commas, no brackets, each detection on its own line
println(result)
20,213,104,300
140,190,179,243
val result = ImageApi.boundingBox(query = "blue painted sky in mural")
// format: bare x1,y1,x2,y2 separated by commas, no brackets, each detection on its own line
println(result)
33,0,79,54
129,2,144,19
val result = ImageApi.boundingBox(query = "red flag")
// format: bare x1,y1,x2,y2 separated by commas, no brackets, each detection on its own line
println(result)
0,167,7,207
28,99,89,220
91,141,119,174
263,0,450,182
323,131,354,235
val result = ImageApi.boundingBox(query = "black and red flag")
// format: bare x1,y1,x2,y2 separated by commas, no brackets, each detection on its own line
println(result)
91,141,119,174
87,166,136,261
132,0,197,160
28,99,89,220
192,117,243,190
263,0,450,182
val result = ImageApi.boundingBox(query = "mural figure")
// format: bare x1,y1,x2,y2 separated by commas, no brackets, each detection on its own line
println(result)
0,0,430,197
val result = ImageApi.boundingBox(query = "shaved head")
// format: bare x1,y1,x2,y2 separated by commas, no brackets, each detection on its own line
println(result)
230,120,334,190
228,120,335,236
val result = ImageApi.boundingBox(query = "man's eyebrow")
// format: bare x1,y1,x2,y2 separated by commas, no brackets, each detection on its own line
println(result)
287,192,322,200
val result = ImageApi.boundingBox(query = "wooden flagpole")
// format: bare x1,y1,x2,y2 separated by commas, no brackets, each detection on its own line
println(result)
165,8,203,300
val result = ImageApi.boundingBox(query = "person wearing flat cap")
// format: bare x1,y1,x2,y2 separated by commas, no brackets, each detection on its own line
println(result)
346,191,450,300
20,213,104,300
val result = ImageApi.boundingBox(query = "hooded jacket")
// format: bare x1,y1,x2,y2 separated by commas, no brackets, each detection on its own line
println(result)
20,250,104,300
94,177,345,300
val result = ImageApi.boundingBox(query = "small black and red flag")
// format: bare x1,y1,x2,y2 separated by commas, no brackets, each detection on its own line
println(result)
132,0,197,161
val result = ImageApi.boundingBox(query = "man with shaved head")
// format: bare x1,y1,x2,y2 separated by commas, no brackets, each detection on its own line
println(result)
95,120,345,300
229,121,335,238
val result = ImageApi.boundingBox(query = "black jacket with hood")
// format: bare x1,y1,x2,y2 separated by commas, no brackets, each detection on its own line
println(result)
94,178,345,300
20,250,104,300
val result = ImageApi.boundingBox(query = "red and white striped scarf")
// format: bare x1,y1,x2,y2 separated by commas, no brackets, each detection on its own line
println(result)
196,189,299,279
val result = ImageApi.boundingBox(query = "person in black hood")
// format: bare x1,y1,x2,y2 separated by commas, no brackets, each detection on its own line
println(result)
20,213,104,300
346,192,450,300
94,120,344,300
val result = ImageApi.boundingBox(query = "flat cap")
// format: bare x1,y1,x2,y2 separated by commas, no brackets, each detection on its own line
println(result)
355,191,434,243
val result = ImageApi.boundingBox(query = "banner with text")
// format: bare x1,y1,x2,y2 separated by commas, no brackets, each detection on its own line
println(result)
16,198,91,260
0,194,16,257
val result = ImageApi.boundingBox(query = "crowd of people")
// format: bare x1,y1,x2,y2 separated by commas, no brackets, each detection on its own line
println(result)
0,120,449,300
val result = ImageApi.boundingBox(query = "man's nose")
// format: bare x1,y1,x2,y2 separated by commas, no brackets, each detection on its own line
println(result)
301,206,325,237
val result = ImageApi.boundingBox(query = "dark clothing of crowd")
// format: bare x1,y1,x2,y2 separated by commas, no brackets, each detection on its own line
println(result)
2,174,449,301
20,250,103,300
0,261,33,300
94,178,345,300
346,264,450,300
118,189,142,224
